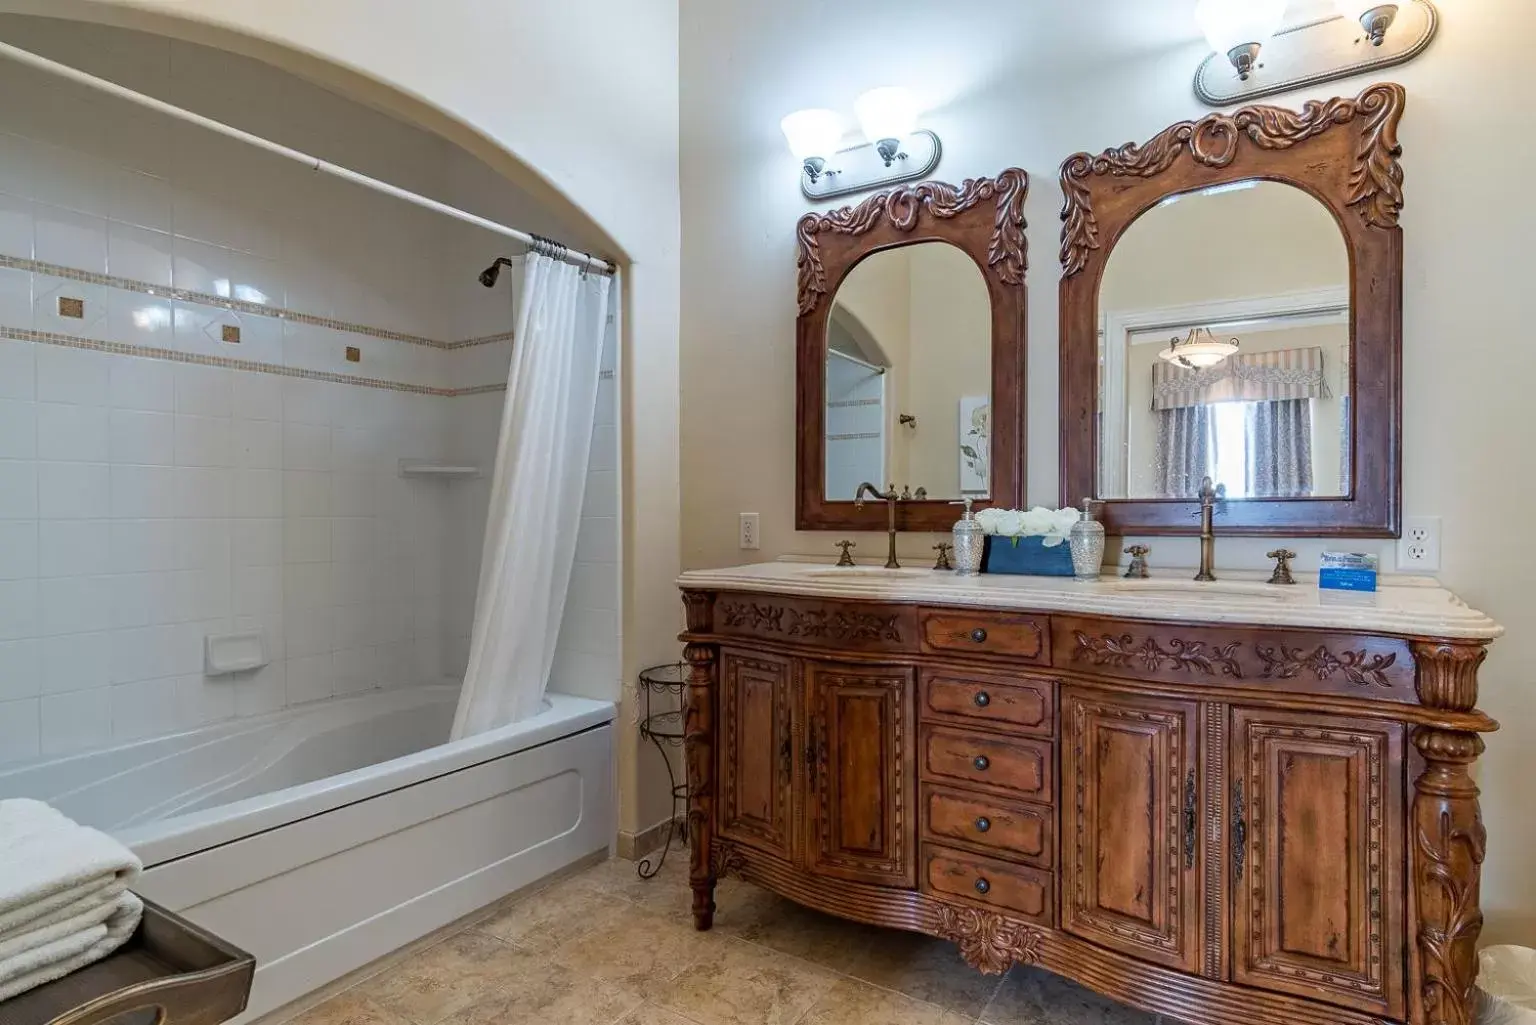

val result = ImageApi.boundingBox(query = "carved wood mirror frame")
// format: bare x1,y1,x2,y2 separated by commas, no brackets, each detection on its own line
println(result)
796,169,1029,532
1058,83,1405,538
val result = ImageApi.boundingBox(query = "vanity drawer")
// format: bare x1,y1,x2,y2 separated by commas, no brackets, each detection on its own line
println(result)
919,609,1048,663
922,844,1053,924
921,725,1052,801
921,670,1054,736
922,784,1053,868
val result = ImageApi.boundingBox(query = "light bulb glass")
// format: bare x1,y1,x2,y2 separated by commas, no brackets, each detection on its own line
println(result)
1194,0,1287,53
780,109,844,161
854,87,919,144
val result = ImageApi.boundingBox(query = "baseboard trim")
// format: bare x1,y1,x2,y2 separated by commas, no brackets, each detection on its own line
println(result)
615,816,682,861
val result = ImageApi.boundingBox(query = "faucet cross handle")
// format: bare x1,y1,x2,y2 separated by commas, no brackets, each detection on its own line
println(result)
834,540,857,567
1266,548,1297,586
932,543,954,571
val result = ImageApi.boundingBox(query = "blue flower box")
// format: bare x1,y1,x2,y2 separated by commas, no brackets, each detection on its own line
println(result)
982,535,1075,576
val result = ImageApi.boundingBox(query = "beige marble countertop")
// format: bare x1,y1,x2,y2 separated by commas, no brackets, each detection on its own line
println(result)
677,561,1503,641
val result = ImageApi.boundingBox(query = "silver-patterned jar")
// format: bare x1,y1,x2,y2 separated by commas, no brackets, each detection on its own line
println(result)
951,498,984,576
1068,498,1105,581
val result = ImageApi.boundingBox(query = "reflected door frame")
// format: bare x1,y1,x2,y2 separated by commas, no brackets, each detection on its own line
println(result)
1099,287,1349,498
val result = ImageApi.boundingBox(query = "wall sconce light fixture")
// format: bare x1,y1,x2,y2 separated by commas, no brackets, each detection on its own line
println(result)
1334,0,1398,45
1158,327,1240,370
1194,0,1437,106
782,86,941,201
1194,0,1287,80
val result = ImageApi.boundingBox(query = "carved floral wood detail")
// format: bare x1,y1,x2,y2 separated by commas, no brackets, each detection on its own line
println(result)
721,600,902,642
1256,645,1397,689
710,839,746,881
933,904,1044,975
1072,631,1244,678
1059,83,1404,276
796,168,1028,314
682,639,717,929
1413,729,1487,1025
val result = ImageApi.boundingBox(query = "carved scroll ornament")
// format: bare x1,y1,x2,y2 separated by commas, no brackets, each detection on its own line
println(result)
796,168,1028,314
933,904,1044,975
1059,82,1404,276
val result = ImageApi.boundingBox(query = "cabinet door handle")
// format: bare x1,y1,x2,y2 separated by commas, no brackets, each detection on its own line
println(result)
972,754,990,771
974,877,991,895
1183,768,1197,871
973,690,991,708
1232,778,1248,882
970,628,988,643
974,816,991,833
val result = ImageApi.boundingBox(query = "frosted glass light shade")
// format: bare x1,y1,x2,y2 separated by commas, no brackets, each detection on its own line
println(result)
780,109,844,161
854,87,919,144
1158,327,1241,370
1195,0,1287,53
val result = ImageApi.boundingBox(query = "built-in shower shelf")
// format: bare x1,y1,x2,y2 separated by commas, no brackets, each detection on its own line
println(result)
398,460,483,479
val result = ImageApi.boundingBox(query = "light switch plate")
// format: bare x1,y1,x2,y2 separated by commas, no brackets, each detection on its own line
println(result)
739,512,760,550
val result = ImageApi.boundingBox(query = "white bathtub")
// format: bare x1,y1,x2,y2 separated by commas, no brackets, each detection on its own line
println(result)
0,686,615,1022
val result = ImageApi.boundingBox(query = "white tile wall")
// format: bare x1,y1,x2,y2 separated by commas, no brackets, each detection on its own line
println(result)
0,18,622,760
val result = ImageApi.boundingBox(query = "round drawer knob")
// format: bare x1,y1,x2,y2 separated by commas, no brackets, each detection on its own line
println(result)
973,755,990,771
974,877,991,895
975,816,991,833
973,691,991,708
970,628,988,643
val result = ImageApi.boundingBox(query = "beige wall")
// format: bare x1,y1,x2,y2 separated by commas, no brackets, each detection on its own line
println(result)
681,0,1536,941
15,0,683,839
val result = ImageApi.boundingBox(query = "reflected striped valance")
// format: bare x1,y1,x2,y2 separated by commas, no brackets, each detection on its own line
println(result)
1152,346,1327,411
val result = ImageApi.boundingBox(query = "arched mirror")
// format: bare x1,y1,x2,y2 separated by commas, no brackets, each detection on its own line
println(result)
796,170,1029,531
825,242,993,503
1059,84,1404,537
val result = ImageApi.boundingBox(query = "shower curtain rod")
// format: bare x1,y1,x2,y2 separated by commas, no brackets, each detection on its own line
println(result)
0,39,617,276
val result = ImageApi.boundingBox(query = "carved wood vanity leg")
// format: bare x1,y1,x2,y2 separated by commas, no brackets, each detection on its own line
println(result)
1410,641,1491,1025
681,591,718,931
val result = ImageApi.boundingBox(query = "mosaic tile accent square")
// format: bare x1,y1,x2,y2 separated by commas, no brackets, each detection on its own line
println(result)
57,296,84,319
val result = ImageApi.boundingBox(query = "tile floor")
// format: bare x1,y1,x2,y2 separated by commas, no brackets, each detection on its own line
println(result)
286,854,1164,1025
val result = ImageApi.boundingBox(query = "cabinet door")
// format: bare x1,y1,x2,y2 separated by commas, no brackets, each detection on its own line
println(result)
1061,687,1201,973
716,649,795,861
805,661,916,887
1231,708,1404,1019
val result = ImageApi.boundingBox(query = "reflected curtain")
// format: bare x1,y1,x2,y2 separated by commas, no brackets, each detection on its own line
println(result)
1154,405,1212,499
1246,398,1313,498
452,254,612,739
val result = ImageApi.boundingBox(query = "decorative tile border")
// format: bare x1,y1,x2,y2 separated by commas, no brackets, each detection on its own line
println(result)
0,253,512,351
0,325,506,398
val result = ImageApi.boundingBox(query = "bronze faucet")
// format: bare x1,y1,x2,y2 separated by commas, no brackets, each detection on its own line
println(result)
854,481,902,569
1195,476,1224,582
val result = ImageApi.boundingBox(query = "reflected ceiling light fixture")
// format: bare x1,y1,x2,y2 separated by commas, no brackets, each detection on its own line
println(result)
854,87,919,167
1195,0,1287,80
1334,0,1398,45
1158,327,1241,370
781,88,941,201
780,108,846,184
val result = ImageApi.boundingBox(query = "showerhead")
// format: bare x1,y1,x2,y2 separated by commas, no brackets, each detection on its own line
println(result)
478,257,515,288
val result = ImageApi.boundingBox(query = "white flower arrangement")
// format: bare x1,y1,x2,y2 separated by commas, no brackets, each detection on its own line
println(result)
973,506,1081,547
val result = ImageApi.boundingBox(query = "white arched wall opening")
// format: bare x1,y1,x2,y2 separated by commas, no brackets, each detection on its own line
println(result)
0,0,682,881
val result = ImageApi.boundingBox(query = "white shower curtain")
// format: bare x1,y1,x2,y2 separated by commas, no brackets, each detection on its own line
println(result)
451,253,612,739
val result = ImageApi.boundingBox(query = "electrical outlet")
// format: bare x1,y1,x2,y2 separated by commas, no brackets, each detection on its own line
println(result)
739,512,760,550
1397,515,1441,572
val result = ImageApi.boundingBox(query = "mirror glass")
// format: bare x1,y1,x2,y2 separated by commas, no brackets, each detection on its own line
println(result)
1097,180,1351,501
823,241,991,501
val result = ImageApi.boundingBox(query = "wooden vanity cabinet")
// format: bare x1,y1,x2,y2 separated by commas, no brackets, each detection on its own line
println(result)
681,588,1496,1025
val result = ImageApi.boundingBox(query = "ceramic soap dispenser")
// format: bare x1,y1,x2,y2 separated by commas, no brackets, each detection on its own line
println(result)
951,498,984,576
1069,498,1106,581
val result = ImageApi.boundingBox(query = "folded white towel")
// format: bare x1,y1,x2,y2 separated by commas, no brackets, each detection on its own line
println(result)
0,799,144,1000
0,891,143,1002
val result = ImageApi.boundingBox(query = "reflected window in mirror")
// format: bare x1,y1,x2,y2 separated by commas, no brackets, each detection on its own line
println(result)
1096,180,1350,503
824,241,991,502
